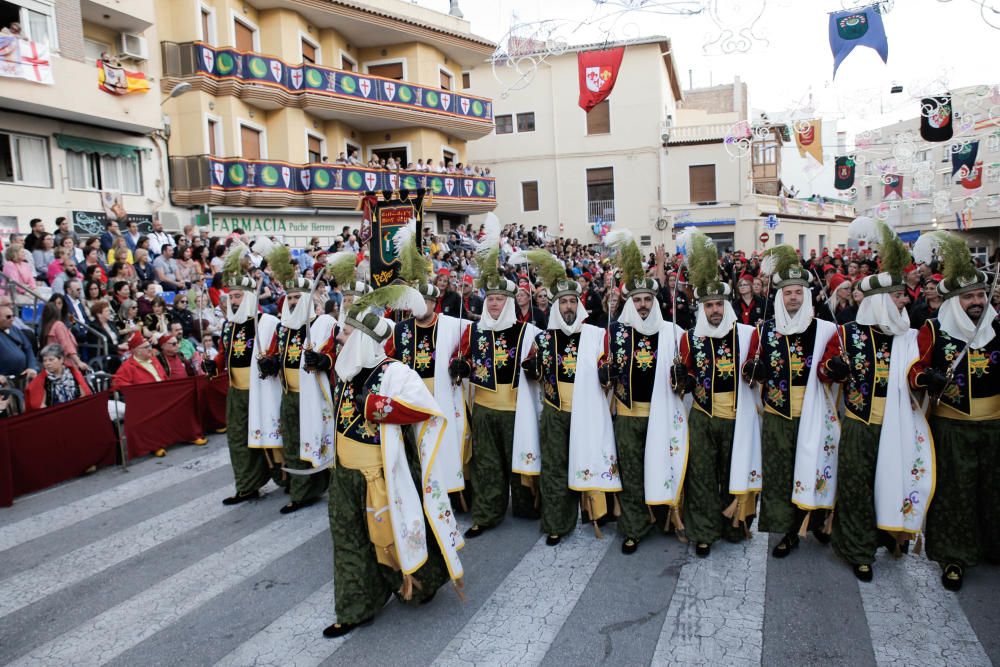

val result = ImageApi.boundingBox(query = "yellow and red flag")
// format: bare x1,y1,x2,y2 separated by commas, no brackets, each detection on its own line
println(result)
98,60,149,95
794,119,824,165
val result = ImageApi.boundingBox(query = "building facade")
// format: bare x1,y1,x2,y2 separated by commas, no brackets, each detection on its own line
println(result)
465,37,683,247
158,0,498,246
0,0,163,237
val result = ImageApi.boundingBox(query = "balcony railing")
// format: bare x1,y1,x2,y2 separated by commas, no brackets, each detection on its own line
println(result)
170,156,497,214
161,42,494,140
587,199,615,224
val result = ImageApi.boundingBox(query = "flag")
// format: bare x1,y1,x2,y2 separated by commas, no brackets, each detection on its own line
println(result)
795,119,824,165
883,173,903,200
0,36,54,85
834,155,856,190
920,95,953,143
955,210,973,231
577,47,625,112
959,162,982,190
98,60,150,95
369,191,425,288
829,4,889,78
951,141,979,176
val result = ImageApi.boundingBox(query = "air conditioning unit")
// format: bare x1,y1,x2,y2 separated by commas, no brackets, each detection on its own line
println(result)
119,32,149,61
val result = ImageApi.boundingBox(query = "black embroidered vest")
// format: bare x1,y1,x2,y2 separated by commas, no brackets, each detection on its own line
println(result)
609,321,658,408
469,321,527,391
221,319,255,370
842,323,892,424
687,326,739,416
926,319,1000,416
391,317,437,380
535,329,582,409
333,359,392,445
760,318,818,419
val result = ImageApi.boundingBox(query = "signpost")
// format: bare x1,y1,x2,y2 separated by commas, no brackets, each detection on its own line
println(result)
759,232,770,244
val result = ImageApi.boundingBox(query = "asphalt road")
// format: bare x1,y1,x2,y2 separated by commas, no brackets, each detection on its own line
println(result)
1,436,997,667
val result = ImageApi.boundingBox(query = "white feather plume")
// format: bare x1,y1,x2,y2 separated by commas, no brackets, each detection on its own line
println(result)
388,285,428,317
250,235,277,258
912,231,946,266
508,251,526,265
324,249,356,266
603,229,633,249
847,216,882,247
474,212,501,262
392,218,417,256
760,252,779,276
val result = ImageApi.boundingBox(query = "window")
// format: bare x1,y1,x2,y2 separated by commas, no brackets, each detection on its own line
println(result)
864,184,872,200
989,133,1000,153
987,164,1000,184
307,134,323,163
521,181,539,212
586,167,614,224
818,234,827,252
753,142,776,165
941,171,951,187
942,146,950,162
67,151,142,194
775,233,784,245
0,131,50,186
301,38,316,65
586,100,610,135
916,149,929,163
371,146,408,165
0,1,55,48
200,6,215,44
516,112,535,133
233,16,255,52
865,162,873,175
688,164,717,203
84,38,110,63
462,72,470,89
495,115,513,135
341,53,357,72
442,149,456,168
439,69,452,91
798,234,807,256
366,61,404,80
207,119,218,156
240,124,262,159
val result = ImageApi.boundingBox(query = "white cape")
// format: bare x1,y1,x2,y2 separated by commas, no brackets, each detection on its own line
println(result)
645,322,690,505
729,323,764,494
299,314,338,468
791,319,841,510
567,324,621,493
510,323,543,476
248,314,282,449
433,315,469,492
874,329,934,534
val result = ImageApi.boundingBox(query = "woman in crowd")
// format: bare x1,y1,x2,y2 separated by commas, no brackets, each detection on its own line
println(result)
194,245,212,279
107,236,133,265
83,280,104,314
142,295,170,338
31,233,55,281
133,248,155,284
191,292,222,338
89,300,124,358
3,243,37,301
40,300,89,371
733,273,767,327
25,343,93,411
175,245,198,287
209,244,226,276
117,299,141,341
169,293,195,340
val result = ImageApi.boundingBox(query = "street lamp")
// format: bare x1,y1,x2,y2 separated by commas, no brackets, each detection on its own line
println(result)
161,81,193,105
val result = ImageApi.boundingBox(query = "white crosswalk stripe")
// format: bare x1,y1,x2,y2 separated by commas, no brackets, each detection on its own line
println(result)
0,447,230,553
432,526,615,667
652,536,768,667
7,506,327,667
859,552,991,667
0,484,234,618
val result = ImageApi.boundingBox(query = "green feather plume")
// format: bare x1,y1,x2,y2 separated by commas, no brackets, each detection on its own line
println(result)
604,229,645,286
876,223,911,283
267,244,295,286
393,223,431,285
221,240,250,285
511,250,566,293
474,212,502,290
679,229,720,293
760,244,800,277
324,250,357,288
354,283,426,316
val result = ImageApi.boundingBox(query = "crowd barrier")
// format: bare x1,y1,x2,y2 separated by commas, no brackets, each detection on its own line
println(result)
0,375,230,507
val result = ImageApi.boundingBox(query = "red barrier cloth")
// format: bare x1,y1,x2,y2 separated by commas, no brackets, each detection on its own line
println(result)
198,374,229,432
0,391,117,506
120,376,203,459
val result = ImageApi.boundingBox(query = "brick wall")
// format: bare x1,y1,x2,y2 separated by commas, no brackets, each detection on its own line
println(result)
54,0,84,61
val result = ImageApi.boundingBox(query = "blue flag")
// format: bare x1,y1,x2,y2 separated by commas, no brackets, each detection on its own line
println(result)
829,5,889,78
951,141,979,177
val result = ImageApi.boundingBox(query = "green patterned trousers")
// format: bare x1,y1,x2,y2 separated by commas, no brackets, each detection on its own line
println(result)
468,405,538,528
225,387,271,495
831,418,880,566
684,409,744,545
279,392,330,504
759,412,799,535
614,415,654,541
540,406,578,537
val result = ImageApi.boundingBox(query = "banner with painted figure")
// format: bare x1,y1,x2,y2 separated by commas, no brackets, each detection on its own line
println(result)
193,43,492,122
829,4,889,78
577,46,625,112
369,191,425,288
0,35,53,84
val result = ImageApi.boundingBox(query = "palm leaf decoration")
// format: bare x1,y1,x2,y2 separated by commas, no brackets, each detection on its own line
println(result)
324,250,357,288
678,228,719,293
267,243,295,286
221,240,250,285
393,221,431,285
604,229,645,286
760,243,800,276
354,283,427,317
510,249,566,293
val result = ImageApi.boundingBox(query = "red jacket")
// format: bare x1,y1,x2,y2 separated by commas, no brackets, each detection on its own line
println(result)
111,356,166,390
25,365,92,411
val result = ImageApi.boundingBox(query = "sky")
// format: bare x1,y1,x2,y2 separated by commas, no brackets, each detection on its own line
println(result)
415,0,999,139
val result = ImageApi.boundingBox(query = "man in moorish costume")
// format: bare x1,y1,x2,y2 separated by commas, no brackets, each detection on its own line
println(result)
908,230,1000,591
323,286,463,637
742,244,840,558
518,250,619,546
449,214,541,538
673,230,761,557
603,230,688,555
257,243,337,514
817,217,933,582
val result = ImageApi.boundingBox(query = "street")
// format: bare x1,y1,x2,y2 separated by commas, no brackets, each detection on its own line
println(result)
1,437,997,667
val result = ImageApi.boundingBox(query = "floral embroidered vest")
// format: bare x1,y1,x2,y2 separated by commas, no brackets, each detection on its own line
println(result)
275,323,307,391
926,319,1000,416
535,329,581,410
760,318,817,419
221,319,255,370
333,359,392,445
687,326,739,417
391,317,437,380
469,321,527,391
609,322,658,408
842,323,892,424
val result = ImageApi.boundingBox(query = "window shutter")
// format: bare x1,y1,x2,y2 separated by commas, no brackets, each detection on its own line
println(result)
368,62,404,80
688,164,716,203
586,101,610,135
241,126,261,160
521,181,539,211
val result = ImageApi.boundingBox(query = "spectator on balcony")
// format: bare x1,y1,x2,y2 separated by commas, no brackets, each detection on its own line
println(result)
416,159,425,171
142,295,170,338
25,344,93,412
40,300,89,371
23,219,45,253
349,150,361,165
0,303,38,382
3,243,39,302
53,217,79,249
118,299,140,340
32,233,55,281
335,152,347,164
153,245,183,292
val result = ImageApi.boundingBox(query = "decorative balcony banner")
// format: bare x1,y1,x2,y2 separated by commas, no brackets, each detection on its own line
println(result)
794,119,823,165
577,46,624,112
959,162,982,190
951,140,978,176
883,173,903,200
920,95,952,143
367,190,426,288
834,155,856,190
193,43,492,121
0,35,53,85
97,57,149,95
829,4,889,79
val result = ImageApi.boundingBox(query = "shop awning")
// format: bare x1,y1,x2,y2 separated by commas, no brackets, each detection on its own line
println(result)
55,134,149,159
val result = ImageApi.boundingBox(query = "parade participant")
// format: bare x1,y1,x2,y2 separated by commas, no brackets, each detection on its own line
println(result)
604,230,688,555
323,285,463,638
256,243,337,515
742,244,840,558
518,250,619,546
449,214,541,538
674,230,761,557
818,218,931,581
909,231,1000,591
203,242,279,504
385,223,469,498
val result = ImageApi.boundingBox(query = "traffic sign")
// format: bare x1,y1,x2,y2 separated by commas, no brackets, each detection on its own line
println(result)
765,214,779,230
759,232,770,244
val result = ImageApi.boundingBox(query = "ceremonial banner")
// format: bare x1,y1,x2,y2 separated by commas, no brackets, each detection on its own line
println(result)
959,162,983,190
119,376,203,459
883,173,903,200
829,4,889,78
920,95,953,143
98,60,150,95
577,46,625,112
951,140,979,176
834,154,856,190
795,119,824,165
369,190,425,287
0,36,53,85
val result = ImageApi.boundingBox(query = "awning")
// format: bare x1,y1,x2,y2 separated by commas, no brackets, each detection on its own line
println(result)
55,134,149,159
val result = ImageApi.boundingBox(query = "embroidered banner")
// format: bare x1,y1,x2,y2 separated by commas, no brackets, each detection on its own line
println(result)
829,4,889,78
0,36,53,85
577,46,625,112
370,191,425,288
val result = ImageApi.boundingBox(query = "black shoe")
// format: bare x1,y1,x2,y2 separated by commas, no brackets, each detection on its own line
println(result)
621,538,638,555
941,564,963,592
771,534,800,558
812,528,831,545
222,490,260,506
695,543,711,558
420,591,436,606
322,617,374,638
464,524,489,539
545,534,561,546
280,497,320,515
853,563,874,582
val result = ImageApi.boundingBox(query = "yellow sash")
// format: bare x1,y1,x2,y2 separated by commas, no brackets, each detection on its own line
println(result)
337,435,400,571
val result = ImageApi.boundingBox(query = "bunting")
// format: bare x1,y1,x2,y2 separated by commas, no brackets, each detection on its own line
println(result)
829,4,889,78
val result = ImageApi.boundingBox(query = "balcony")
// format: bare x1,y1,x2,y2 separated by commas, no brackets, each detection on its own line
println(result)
587,199,615,225
161,42,495,141
169,156,497,214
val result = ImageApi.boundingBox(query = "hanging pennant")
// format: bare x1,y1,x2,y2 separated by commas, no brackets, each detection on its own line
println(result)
883,173,903,200
920,95,953,143
951,141,979,177
577,47,625,112
795,119,824,165
834,155,856,190
829,4,889,78
959,162,983,190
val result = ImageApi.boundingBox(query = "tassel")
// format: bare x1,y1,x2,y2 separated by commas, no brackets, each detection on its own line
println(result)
647,504,656,524
797,510,812,538
669,504,688,543
400,574,414,601
592,520,603,539
913,533,923,556
722,497,739,520
452,577,466,603
822,508,835,535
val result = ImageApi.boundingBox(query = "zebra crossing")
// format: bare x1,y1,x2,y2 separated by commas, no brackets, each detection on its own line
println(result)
1,437,997,667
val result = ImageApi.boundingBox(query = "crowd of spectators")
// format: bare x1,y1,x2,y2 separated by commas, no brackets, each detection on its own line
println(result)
321,150,491,177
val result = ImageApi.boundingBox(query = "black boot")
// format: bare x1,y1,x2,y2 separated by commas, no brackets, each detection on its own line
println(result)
941,564,963,592
621,537,638,555
853,563,873,582
280,496,321,515
222,490,260,506
695,542,711,558
545,534,561,546
771,533,800,558
322,617,374,638
464,524,490,539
